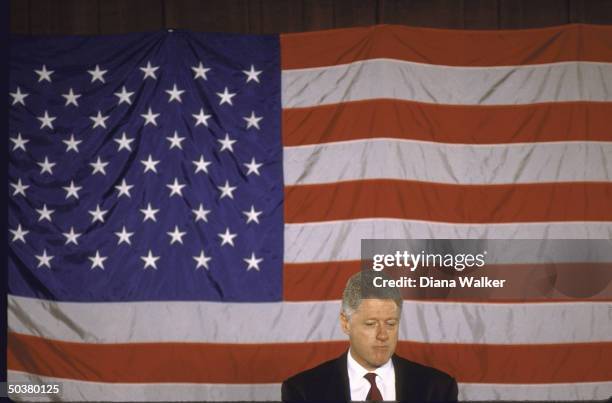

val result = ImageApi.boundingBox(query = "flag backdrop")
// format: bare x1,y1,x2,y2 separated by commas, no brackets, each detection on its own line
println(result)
8,24,612,401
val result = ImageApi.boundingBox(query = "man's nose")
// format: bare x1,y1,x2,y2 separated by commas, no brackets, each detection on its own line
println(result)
376,324,389,340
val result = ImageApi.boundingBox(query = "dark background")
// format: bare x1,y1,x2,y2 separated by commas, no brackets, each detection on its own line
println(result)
10,0,612,35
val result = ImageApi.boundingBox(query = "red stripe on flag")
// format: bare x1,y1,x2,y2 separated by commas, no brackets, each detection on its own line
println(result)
8,333,612,383
283,262,612,301
281,24,612,69
283,100,612,146
285,181,612,223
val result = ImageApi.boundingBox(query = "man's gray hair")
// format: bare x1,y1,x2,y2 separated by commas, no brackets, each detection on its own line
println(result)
341,271,403,318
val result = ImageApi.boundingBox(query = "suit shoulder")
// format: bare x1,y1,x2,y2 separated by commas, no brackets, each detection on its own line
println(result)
394,355,456,383
284,356,341,386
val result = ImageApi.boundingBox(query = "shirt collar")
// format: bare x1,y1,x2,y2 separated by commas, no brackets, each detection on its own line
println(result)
347,348,394,381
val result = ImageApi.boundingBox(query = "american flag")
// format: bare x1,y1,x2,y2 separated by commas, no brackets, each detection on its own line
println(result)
8,25,612,401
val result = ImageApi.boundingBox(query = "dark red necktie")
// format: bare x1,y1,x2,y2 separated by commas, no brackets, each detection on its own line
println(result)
364,372,383,401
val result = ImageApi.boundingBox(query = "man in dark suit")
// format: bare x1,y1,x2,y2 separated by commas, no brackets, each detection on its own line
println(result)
282,271,458,402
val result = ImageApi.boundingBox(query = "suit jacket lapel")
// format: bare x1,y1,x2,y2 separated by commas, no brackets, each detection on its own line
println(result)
395,355,437,401
393,355,406,400
334,352,351,401
393,354,422,401
316,352,351,400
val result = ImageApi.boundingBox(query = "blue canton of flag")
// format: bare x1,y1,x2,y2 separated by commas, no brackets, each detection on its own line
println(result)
9,31,283,302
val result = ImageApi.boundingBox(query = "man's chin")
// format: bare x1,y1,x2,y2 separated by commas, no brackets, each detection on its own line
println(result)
368,351,392,367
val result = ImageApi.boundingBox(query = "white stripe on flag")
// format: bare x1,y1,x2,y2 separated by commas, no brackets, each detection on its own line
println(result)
284,140,612,185
8,295,612,344
284,220,612,262
459,381,612,401
282,59,612,107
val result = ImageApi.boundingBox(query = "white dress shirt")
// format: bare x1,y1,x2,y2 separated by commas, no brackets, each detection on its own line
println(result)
347,348,396,401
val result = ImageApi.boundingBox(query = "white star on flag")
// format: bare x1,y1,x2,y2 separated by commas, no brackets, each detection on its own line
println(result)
140,203,159,222
141,107,160,126
115,179,133,198
10,133,29,151
10,87,28,105
35,250,53,269
88,64,108,83
89,204,108,223
166,178,186,197
244,157,263,176
37,110,56,129
90,110,109,129
165,83,185,102
242,64,262,83
90,156,109,175
37,156,56,175
141,154,160,173
218,133,236,152
11,178,29,197
192,108,212,127
63,134,82,153
193,250,211,270
244,252,263,271
192,155,212,174
242,205,263,224
36,204,55,222
140,61,159,80
114,86,135,105
141,250,160,270
166,131,186,150
62,227,81,245
167,226,187,245
218,227,237,247
10,224,28,243
192,204,211,222
216,86,236,105
89,250,107,270
63,181,82,199
191,62,210,80
114,132,134,152
62,88,81,106
243,111,263,130
34,65,53,82
115,226,134,245
218,180,237,199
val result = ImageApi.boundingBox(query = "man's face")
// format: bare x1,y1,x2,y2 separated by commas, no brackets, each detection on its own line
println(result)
340,298,400,371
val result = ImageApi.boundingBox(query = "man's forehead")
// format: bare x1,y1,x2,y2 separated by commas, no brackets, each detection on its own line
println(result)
355,298,400,314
